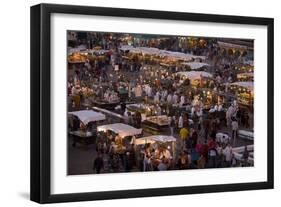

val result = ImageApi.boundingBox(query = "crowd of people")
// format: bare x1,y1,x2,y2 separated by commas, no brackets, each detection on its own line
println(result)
91,122,251,174
67,32,254,175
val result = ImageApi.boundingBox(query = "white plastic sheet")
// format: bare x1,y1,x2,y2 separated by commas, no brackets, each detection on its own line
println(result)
119,45,206,61
176,71,213,80
135,135,176,145
181,62,209,69
97,123,142,138
68,110,106,125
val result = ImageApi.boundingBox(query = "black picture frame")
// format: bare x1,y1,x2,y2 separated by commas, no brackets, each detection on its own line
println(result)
30,3,274,204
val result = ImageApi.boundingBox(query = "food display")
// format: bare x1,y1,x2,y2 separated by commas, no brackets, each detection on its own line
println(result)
145,115,170,126
234,64,254,72
81,87,94,98
68,52,87,63
237,72,254,81
229,82,253,107
238,92,253,106
126,104,157,116
120,45,206,67
176,71,213,87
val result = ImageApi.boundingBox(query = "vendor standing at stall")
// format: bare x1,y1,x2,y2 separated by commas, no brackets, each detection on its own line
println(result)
71,85,81,108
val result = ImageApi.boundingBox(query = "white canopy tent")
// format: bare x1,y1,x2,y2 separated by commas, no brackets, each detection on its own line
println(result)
79,49,110,55
181,62,209,70
67,45,87,55
229,81,254,92
217,41,250,50
237,72,254,79
97,123,142,138
68,110,106,125
119,46,206,61
135,135,176,145
135,135,177,159
176,71,213,80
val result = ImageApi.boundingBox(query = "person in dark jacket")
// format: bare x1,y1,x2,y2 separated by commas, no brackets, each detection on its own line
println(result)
124,152,133,172
93,153,104,174
242,145,249,166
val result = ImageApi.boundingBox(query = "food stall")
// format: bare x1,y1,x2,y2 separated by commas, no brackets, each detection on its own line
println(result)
79,48,111,62
93,89,120,110
176,71,213,87
119,46,206,65
80,48,110,56
67,52,87,64
68,110,106,146
97,123,143,154
142,115,170,132
135,135,177,167
237,72,254,81
67,49,89,74
80,86,95,108
181,62,210,70
135,135,176,145
217,40,251,57
69,110,106,125
234,64,254,73
229,82,254,107
126,103,157,118
97,123,142,139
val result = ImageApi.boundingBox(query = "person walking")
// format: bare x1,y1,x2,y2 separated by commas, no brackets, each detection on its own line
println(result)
203,119,210,142
169,116,176,136
178,114,183,130
93,153,104,174
124,152,133,172
223,143,232,167
231,118,239,146
197,154,206,169
208,148,218,168
179,127,189,149
242,145,249,166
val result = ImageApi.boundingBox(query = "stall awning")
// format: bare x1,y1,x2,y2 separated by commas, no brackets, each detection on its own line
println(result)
237,72,254,79
67,45,87,55
119,46,206,61
97,123,142,138
135,135,176,145
176,71,213,80
229,81,254,92
181,62,209,69
217,41,250,50
68,110,106,125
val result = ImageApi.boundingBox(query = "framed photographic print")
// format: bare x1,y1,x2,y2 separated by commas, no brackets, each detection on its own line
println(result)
30,3,274,203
